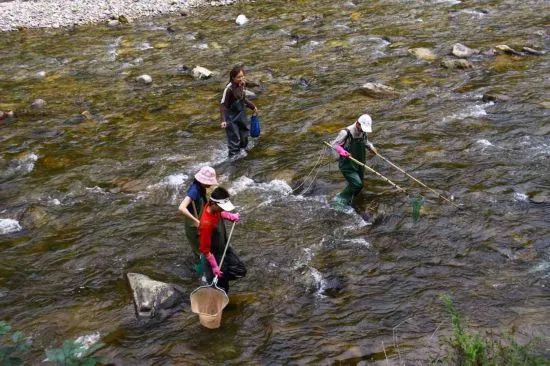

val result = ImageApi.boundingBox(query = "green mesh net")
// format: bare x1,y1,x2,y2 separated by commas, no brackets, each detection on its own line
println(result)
410,195,425,222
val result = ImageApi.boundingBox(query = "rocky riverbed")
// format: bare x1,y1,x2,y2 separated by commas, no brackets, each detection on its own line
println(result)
0,0,239,31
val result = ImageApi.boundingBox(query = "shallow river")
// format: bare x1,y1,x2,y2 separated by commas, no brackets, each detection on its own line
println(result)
0,0,549,363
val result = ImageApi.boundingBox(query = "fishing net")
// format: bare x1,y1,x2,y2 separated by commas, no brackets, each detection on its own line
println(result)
410,195,425,222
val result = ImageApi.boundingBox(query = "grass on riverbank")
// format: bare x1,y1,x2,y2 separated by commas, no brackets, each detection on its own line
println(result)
440,295,548,366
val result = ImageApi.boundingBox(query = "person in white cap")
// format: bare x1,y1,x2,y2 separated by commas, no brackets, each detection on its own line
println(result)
179,166,218,260
331,113,378,206
199,187,245,293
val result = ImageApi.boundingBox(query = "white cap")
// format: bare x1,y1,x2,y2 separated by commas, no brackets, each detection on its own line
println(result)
357,114,372,133
210,197,235,211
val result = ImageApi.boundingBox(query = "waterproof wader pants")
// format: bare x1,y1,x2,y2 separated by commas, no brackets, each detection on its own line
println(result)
184,196,205,273
204,219,230,293
225,98,249,157
335,134,366,206
226,119,249,157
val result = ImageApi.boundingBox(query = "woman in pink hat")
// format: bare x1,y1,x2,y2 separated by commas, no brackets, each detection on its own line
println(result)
178,166,218,260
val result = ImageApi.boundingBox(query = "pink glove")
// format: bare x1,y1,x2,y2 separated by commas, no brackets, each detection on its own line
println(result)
221,211,240,222
206,253,223,277
335,145,350,158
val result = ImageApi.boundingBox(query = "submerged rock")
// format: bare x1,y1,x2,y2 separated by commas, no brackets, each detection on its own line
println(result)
522,46,545,56
451,43,478,58
441,58,474,69
408,47,437,62
126,273,186,321
482,92,511,102
495,44,523,56
359,82,399,98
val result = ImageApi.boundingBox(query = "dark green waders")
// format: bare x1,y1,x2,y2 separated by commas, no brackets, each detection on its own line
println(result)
203,219,230,292
225,96,250,157
335,130,367,206
184,198,205,274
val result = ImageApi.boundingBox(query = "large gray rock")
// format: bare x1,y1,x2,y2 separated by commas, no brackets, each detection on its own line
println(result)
126,273,186,321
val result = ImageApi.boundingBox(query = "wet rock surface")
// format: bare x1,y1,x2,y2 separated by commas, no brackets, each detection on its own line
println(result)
126,273,186,321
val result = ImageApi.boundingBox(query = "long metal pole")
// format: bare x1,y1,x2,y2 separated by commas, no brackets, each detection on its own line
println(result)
324,141,408,195
375,153,461,209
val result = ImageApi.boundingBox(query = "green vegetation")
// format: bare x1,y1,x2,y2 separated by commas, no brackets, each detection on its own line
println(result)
1,321,106,366
441,295,548,366
0,321,31,366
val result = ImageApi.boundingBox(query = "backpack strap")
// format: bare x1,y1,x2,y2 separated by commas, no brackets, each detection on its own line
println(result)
342,128,353,148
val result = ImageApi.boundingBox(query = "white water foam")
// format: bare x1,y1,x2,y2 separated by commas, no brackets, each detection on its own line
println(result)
529,261,550,277
136,42,153,50
44,332,101,362
513,192,529,202
49,198,61,206
476,139,493,147
459,9,487,17
310,267,327,298
0,219,22,234
85,186,108,195
190,146,231,171
433,0,461,4
442,102,493,123
107,36,122,61
74,332,101,356
229,176,293,197
3,153,39,178
344,238,371,248
138,173,188,203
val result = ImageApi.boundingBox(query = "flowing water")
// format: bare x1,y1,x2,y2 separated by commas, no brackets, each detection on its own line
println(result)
1,0,549,363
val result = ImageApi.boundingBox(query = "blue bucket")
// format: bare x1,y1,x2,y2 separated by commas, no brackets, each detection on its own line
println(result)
250,115,261,138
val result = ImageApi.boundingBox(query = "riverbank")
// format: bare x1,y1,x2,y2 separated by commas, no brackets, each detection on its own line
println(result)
0,0,239,32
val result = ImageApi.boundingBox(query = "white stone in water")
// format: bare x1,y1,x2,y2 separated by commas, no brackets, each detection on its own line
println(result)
235,14,249,25
452,43,476,58
408,47,437,62
36,70,46,78
136,74,152,84
192,66,213,79
360,82,399,98
31,98,46,109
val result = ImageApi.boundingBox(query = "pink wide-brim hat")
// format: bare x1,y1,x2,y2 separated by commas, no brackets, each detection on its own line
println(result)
195,166,218,185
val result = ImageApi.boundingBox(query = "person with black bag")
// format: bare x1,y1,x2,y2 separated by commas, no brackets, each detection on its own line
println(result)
198,187,247,293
